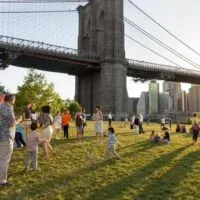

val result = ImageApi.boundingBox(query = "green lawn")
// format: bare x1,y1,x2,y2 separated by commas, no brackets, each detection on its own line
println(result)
1,122,200,200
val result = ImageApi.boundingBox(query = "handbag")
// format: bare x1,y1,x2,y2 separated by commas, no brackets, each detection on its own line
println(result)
192,123,200,132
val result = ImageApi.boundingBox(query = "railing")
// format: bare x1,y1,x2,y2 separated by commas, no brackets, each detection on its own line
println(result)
0,35,101,63
127,59,200,76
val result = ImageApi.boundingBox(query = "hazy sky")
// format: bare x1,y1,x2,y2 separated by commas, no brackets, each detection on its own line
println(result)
0,0,200,99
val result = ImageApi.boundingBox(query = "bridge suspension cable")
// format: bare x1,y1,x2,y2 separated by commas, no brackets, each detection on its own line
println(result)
125,34,186,70
124,17,200,71
0,0,88,3
0,10,77,14
127,0,200,57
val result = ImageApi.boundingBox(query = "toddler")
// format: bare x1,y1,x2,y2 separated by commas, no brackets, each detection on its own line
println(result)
106,127,120,159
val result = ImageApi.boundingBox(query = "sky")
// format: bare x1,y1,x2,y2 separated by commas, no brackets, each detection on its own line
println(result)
0,0,200,99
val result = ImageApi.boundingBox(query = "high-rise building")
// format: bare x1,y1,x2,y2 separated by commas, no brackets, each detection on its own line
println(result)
137,92,149,115
149,80,159,115
188,85,200,112
128,97,139,114
163,81,182,112
159,92,169,113
180,91,189,112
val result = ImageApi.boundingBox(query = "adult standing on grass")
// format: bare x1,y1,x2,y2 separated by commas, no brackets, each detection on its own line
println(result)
191,113,200,145
62,110,72,139
94,105,104,144
0,94,20,186
82,108,87,135
108,112,113,127
75,109,84,139
40,105,54,157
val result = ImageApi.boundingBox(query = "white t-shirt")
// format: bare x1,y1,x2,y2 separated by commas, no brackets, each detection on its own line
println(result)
108,113,112,120
139,114,143,123
161,118,165,124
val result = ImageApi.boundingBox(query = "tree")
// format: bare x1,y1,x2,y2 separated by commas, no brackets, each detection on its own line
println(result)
15,69,64,115
0,84,7,94
68,100,81,117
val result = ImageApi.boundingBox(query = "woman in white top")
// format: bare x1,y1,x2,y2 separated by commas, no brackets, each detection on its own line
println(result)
40,105,54,157
94,105,104,144
54,111,62,139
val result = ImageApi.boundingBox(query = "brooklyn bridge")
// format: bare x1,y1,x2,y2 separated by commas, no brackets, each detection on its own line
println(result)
0,0,200,117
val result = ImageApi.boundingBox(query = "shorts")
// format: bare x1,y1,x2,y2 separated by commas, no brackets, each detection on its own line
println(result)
76,126,83,132
54,123,61,130
23,119,31,128
95,121,103,133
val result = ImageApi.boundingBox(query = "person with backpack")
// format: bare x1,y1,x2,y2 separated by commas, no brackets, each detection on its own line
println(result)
191,113,200,145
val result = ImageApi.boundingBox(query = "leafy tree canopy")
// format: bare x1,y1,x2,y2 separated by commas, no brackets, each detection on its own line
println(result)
15,69,64,115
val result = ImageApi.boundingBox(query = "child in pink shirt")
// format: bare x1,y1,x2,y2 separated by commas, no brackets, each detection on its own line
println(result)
24,123,40,172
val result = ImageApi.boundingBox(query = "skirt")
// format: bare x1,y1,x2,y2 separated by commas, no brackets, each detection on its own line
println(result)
95,121,103,133
43,126,53,142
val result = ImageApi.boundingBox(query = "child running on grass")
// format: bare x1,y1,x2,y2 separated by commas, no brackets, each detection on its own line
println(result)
106,127,120,159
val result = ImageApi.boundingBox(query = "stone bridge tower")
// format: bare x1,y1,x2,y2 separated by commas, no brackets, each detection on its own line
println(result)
75,0,128,118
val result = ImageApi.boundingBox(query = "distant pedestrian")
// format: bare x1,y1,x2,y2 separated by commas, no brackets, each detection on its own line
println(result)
134,116,140,133
168,118,172,131
62,110,72,139
94,105,104,144
139,113,144,134
108,112,113,127
161,116,165,128
82,108,87,135
191,113,200,145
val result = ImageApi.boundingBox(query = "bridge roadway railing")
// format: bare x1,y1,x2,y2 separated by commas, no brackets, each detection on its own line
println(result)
0,35,100,64
127,59,200,77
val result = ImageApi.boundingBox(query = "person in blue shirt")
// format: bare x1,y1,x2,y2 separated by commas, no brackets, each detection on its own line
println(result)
15,118,26,148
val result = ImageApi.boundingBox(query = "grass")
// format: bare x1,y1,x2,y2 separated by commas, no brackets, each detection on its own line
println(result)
1,122,200,200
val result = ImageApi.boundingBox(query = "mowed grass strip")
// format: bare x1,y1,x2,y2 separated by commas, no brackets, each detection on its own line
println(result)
1,122,200,200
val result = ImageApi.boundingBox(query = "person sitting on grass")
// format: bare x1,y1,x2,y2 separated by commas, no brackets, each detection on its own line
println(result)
176,124,181,133
106,127,120,159
160,128,170,144
150,131,160,143
149,130,156,141
180,124,186,133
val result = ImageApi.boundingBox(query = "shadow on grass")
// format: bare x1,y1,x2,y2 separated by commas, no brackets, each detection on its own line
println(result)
52,136,97,146
2,140,159,200
135,150,200,200
87,144,192,200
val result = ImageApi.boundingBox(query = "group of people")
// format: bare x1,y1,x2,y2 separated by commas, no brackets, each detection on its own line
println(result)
0,95,121,187
130,113,144,134
150,128,170,144
2,93,199,188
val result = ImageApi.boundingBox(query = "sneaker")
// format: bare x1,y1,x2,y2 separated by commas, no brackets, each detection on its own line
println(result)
0,182,13,187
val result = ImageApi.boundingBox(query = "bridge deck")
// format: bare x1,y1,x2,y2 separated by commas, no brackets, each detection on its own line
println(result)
1,35,200,83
